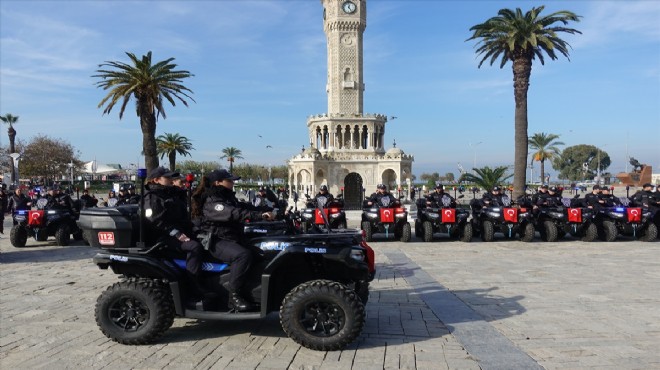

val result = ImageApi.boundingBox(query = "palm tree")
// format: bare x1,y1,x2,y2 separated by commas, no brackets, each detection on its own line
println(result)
0,113,19,183
220,147,243,172
93,51,195,172
467,6,581,199
529,132,564,185
156,132,194,171
459,166,512,191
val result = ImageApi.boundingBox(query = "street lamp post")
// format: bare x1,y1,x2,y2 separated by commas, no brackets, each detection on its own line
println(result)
468,141,483,172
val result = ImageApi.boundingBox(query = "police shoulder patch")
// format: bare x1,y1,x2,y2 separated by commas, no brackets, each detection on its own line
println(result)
214,204,224,212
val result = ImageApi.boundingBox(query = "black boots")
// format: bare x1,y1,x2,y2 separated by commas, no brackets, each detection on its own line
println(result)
228,292,255,312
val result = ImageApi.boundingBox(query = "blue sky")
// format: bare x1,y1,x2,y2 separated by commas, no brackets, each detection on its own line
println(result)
1,0,658,180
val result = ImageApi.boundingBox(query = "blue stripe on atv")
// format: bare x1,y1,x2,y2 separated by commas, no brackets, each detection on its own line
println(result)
172,259,228,272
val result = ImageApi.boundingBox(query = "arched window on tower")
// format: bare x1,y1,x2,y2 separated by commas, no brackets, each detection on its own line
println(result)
336,125,342,149
352,125,359,149
361,125,368,149
344,125,351,148
315,126,322,149
322,125,329,149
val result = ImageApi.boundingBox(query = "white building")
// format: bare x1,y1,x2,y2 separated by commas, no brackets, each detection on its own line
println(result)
288,0,413,209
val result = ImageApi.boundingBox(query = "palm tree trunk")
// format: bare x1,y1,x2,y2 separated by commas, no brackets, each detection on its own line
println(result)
168,152,176,172
8,126,16,184
139,106,159,173
512,57,532,199
229,158,233,172
540,159,545,185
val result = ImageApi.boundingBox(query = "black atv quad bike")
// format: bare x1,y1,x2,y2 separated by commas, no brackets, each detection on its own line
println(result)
360,196,411,242
300,194,347,232
594,198,657,242
470,195,535,242
10,198,83,248
78,203,375,351
414,195,472,242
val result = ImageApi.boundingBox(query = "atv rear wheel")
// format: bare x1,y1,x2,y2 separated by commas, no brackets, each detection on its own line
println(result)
10,225,28,248
459,222,473,242
481,220,494,242
55,224,71,246
540,221,558,242
580,223,597,242
280,280,365,351
400,223,411,243
639,223,658,242
422,221,434,242
519,223,535,243
361,221,373,242
599,220,618,242
95,279,175,345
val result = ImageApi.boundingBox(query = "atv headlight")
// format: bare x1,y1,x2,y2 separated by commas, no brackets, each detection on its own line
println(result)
395,213,406,218
330,213,341,219
549,212,564,218
488,211,500,218
47,210,58,215
427,213,439,219
607,211,625,218
366,212,378,219
350,249,365,262
302,213,313,219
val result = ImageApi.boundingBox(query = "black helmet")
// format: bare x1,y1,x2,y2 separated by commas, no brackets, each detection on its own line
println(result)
435,184,444,190
258,186,266,192
549,186,558,192
320,185,328,191
377,184,387,190
492,186,501,191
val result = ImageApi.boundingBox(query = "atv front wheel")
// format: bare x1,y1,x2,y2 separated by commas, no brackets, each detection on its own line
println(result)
10,225,28,248
580,223,597,242
481,220,495,242
55,224,71,246
638,223,658,242
519,223,535,243
422,221,434,242
280,280,365,351
400,223,411,243
540,221,558,242
95,279,175,345
361,221,373,242
459,222,473,243
599,220,618,242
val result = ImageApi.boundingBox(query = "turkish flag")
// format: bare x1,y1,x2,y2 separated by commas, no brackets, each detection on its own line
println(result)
503,208,518,223
28,210,45,226
314,209,329,224
567,208,582,223
380,208,395,223
627,207,642,223
441,208,456,223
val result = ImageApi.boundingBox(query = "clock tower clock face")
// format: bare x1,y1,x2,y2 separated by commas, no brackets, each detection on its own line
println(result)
342,1,356,14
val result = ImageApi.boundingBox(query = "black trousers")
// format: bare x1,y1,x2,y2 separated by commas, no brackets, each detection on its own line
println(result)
166,238,204,276
209,239,253,293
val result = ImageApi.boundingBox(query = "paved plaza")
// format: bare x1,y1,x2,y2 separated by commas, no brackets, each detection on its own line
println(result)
1,214,659,369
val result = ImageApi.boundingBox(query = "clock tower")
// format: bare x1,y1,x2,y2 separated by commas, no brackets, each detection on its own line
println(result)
289,0,413,210
322,0,365,114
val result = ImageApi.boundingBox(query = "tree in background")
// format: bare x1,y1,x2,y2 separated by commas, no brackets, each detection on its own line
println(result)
156,132,194,171
20,135,83,184
553,144,610,181
94,51,195,173
529,132,564,185
459,166,512,191
468,6,581,199
176,160,221,177
220,147,243,173
0,113,19,183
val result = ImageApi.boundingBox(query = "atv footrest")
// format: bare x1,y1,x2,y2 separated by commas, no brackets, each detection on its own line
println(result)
184,310,262,320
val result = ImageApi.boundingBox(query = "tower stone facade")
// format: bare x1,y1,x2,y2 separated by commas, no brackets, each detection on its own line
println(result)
288,0,413,209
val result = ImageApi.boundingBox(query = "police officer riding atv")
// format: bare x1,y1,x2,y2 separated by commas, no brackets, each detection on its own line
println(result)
10,186,83,247
470,186,534,242
415,185,472,242
80,169,375,351
361,184,411,242
301,185,347,231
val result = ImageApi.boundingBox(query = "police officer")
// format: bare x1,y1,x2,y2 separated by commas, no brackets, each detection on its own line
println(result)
0,185,7,234
584,185,602,209
536,186,562,207
314,185,334,203
425,184,456,208
45,186,77,214
481,186,507,207
192,169,275,312
79,189,98,209
631,183,660,209
7,187,32,225
367,184,397,206
143,167,205,301
532,185,549,205
598,187,619,207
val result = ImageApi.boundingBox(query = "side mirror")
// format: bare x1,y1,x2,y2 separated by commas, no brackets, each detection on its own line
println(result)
336,193,344,199
457,194,465,199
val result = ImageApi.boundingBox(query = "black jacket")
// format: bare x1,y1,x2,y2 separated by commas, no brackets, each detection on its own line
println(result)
45,193,76,213
535,193,562,207
143,183,195,244
7,193,31,213
199,185,264,241
425,191,456,208
79,194,98,208
632,190,659,209
481,192,508,207
368,192,397,207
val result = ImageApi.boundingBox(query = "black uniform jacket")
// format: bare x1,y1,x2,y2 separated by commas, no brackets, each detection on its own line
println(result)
199,185,264,241
143,183,194,244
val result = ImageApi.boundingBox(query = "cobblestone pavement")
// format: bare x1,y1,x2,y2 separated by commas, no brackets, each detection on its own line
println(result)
1,214,659,369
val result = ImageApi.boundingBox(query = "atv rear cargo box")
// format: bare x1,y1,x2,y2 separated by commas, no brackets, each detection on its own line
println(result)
78,205,139,248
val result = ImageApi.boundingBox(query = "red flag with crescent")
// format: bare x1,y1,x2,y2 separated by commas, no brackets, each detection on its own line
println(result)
28,210,45,226
568,208,582,223
314,209,329,224
380,208,394,223
441,208,456,223
503,208,518,223
627,207,642,223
